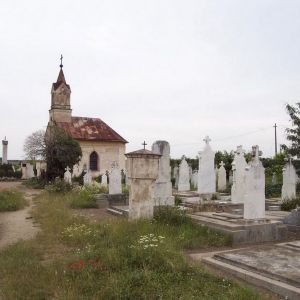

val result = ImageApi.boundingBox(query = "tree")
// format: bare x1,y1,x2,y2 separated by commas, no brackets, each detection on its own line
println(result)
23,129,46,160
45,125,82,180
285,103,300,158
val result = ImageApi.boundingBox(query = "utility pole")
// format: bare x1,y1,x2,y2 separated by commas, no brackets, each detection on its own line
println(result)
274,123,278,156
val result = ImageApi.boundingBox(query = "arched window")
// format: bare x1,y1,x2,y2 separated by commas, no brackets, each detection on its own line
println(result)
89,151,98,171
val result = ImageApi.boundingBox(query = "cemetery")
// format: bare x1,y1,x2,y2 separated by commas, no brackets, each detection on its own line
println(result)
1,3,300,297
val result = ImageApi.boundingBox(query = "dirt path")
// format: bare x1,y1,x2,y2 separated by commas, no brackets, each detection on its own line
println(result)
0,181,42,249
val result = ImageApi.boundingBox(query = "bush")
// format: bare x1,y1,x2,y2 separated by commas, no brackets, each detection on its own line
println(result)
281,198,300,211
45,178,72,193
23,177,47,189
0,191,27,211
0,164,22,179
82,181,108,194
67,190,98,209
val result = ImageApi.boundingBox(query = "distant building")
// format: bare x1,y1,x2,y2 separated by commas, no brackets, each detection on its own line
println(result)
46,59,127,176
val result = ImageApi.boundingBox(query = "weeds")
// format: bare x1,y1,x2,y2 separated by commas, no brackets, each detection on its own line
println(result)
0,191,27,211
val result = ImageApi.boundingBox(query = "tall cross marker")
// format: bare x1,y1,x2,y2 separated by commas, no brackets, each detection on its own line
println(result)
60,54,63,68
203,136,211,144
142,141,147,150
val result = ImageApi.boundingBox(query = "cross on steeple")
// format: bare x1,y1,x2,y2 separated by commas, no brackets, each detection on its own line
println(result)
60,54,63,68
203,136,211,144
142,141,147,150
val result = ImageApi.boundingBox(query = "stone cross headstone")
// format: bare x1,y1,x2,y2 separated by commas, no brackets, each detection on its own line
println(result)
109,162,122,194
231,146,247,203
217,161,227,191
64,166,72,184
152,141,174,206
282,156,297,200
101,173,108,187
83,169,92,186
178,157,190,191
243,145,265,219
198,136,216,194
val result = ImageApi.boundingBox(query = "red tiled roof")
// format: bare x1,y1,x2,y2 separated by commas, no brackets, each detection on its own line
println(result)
56,117,127,143
52,69,70,90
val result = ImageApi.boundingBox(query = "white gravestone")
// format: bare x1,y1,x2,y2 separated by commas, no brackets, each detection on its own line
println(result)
178,157,190,191
109,162,122,194
244,146,265,219
101,173,108,187
26,163,35,179
271,172,277,185
231,146,247,203
72,164,81,177
64,166,72,184
217,161,227,191
191,170,198,188
152,141,174,206
198,136,216,194
174,166,179,189
282,157,297,200
83,169,92,186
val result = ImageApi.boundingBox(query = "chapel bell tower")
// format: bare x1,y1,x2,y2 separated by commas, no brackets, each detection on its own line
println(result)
49,55,72,123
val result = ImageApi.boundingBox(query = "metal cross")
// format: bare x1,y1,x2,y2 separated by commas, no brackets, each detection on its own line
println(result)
142,141,147,150
203,136,211,144
60,54,63,68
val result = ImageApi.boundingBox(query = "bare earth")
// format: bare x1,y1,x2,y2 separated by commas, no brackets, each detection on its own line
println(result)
0,181,42,249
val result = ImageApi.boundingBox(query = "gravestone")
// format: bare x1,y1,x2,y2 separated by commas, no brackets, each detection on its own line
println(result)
101,173,108,187
152,141,174,205
109,162,122,194
217,161,227,191
231,146,247,203
282,157,297,200
72,164,81,177
174,166,179,189
83,169,92,185
26,163,35,179
64,166,72,184
178,157,190,191
191,170,198,188
271,172,277,185
244,146,265,219
125,148,161,220
198,136,216,194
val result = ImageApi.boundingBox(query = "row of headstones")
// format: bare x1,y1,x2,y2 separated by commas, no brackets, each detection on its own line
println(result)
64,162,123,195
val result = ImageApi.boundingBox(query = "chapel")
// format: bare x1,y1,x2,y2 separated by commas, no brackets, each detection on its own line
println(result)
47,58,127,177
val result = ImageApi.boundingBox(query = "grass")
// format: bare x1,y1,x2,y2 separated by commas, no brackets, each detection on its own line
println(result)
0,191,263,299
67,190,98,209
0,191,27,211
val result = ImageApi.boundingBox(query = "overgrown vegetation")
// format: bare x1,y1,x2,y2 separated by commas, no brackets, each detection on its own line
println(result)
0,164,22,179
0,191,27,211
23,177,47,189
67,190,98,209
0,191,261,299
265,183,282,199
281,197,300,211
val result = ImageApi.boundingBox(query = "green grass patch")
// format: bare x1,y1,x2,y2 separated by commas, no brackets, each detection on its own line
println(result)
0,191,262,299
67,190,98,209
0,191,27,211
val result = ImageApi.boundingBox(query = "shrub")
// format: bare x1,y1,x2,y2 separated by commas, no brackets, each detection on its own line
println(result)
45,178,72,193
0,191,27,211
154,206,192,226
281,197,300,211
23,177,47,189
82,181,108,194
67,190,98,209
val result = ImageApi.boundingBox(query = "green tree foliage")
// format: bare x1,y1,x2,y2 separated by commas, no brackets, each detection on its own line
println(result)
45,125,82,180
215,150,234,174
284,103,300,157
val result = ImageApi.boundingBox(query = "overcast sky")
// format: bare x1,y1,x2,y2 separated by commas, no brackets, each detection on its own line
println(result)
1,0,299,160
